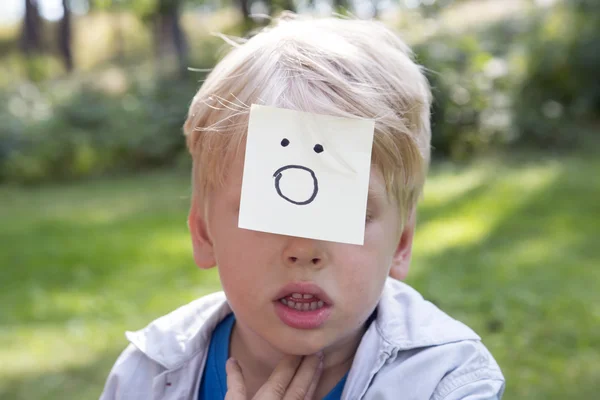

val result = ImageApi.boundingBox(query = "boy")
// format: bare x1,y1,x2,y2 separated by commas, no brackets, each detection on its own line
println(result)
101,14,505,400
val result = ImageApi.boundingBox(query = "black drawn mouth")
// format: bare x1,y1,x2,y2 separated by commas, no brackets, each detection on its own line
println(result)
273,165,319,206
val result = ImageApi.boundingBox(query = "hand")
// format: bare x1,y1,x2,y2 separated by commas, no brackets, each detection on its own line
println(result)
225,354,324,400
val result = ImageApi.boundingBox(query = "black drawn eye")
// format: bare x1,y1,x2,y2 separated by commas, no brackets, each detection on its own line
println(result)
313,144,324,154
281,138,290,147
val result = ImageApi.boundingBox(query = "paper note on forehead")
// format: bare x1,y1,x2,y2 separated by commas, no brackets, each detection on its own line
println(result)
238,104,375,245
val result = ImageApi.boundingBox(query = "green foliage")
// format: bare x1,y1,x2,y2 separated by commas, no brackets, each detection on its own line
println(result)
412,0,600,158
416,0,457,18
92,0,159,16
1,1,599,182
0,75,200,183
414,31,517,159
513,0,600,148
0,7,230,184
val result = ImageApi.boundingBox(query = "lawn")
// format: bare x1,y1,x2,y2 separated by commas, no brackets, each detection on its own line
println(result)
1,154,599,399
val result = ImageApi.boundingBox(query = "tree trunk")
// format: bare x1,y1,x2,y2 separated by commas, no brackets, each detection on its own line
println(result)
154,0,188,78
238,0,251,23
114,10,125,64
372,0,380,18
169,4,188,76
58,0,74,72
113,1,126,64
20,0,42,55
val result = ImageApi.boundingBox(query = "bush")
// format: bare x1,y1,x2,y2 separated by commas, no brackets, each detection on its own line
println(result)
0,75,200,183
0,24,229,184
2,1,598,183
414,31,518,159
412,0,599,158
513,0,600,149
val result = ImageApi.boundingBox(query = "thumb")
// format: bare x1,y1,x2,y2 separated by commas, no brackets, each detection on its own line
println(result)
225,358,247,400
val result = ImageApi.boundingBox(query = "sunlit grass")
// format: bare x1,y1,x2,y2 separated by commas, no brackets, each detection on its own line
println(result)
416,161,561,255
411,156,600,399
0,170,221,398
1,155,599,399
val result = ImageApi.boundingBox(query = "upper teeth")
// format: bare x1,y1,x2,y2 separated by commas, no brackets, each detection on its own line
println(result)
280,298,324,310
291,293,314,299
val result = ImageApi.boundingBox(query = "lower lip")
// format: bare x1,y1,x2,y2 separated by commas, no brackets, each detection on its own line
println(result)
273,301,332,329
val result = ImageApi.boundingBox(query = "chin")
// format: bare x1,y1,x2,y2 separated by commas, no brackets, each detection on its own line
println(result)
270,332,330,356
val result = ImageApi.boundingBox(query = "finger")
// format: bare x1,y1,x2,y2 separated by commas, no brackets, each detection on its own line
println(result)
225,358,247,400
304,355,324,400
283,354,323,400
253,355,303,399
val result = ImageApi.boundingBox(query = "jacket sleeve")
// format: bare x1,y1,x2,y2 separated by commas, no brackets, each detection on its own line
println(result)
431,341,505,400
436,377,505,400
99,344,159,400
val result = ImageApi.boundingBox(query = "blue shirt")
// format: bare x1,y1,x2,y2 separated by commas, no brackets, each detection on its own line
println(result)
199,313,347,399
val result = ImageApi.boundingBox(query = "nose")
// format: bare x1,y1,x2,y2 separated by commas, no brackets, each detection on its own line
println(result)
282,237,327,268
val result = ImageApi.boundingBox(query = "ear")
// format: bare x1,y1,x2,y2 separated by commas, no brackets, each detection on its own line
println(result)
188,196,217,269
389,210,416,281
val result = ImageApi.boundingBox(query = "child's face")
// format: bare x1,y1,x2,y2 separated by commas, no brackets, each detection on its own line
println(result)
190,153,414,355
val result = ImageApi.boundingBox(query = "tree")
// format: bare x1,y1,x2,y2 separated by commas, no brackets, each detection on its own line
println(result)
89,0,189,76
58,0,74,72
89,0,127,64
372,0,380,18
237,0,251,24
153,0,189,77
20,0,43,56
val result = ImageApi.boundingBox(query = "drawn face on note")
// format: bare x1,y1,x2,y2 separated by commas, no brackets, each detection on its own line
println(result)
239,105,375,245
272,138,325,206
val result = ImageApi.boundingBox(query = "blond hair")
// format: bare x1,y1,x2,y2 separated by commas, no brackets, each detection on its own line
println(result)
184,14,431,227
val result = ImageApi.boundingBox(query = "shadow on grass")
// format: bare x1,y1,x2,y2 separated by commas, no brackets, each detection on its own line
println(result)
0,171,211,326
0,171,221,400
1,158,599,400
409,158,600,399
418,172,494,224
0,348,121,400
1,216,190,322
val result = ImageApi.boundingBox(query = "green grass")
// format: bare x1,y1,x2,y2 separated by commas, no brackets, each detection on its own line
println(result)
1,155,599,399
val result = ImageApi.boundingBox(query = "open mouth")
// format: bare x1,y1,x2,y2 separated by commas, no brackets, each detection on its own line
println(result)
273,283,333,329
279,293,327,311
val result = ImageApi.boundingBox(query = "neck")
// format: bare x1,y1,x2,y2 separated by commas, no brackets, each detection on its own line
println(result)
229,319,365,398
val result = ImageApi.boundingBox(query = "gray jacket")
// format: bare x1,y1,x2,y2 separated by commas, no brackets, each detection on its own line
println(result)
100,278,505,400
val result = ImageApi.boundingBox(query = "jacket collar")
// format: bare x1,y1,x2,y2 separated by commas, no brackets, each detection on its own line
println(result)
375,278,480,349
126,291,231,370
126,279,479,371
342,279,480,398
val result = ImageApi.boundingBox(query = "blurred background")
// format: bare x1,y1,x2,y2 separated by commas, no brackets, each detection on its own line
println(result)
0,0,598,398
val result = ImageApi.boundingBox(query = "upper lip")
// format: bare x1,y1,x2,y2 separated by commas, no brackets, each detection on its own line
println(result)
274,282,333,305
